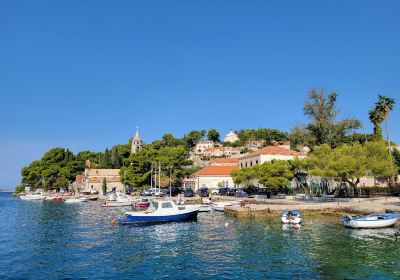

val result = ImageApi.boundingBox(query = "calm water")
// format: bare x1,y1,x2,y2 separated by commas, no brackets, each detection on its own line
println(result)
1,192,400,279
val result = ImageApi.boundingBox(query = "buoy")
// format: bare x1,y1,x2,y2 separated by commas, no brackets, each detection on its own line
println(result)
110,219,116,225
224,222,229,227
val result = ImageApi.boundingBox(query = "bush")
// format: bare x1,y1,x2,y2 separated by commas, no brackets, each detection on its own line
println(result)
15,184,25,194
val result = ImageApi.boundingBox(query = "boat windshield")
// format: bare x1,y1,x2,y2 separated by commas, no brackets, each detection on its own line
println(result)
149,201,159,210
161,202,174,209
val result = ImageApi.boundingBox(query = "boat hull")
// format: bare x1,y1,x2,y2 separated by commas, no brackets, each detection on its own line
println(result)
341,215,399,229
123,210,198,224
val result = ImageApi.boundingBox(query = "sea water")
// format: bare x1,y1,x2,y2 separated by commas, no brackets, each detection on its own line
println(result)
1,192,399,279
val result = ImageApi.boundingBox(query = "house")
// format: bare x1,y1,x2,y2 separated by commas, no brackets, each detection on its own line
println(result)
239,146,307,168
203,147,241,157
246,140,265,151
77,168,125,195
193,165,239,190
195,140,214,155
209,158,239,166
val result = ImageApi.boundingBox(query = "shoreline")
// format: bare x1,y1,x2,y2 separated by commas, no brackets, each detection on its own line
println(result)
224,197,400,218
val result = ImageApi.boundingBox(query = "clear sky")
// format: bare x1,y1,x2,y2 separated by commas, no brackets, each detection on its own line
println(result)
1,0,399,189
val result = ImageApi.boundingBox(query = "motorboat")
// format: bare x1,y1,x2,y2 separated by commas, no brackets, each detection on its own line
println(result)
341,214,400,229
199,204,211,212
212,201,233,212
20,191,46,200
133,198,151,208
78,197,89,202
87,195,99,201
46,196,64,201
281,210,302,224
102,192,132,207
122,200,200,224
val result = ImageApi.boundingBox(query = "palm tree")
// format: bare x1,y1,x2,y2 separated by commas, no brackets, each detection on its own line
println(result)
375,95,395,154
368,108,384,140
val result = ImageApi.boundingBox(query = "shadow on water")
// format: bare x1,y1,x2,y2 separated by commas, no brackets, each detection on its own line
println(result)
1,193,400,279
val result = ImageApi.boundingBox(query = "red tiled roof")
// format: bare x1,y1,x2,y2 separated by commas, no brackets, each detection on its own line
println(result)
209,158,239,164
240,146,307,160
194,165,239,176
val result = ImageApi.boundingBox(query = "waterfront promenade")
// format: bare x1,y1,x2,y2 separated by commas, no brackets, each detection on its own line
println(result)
221,196,400,217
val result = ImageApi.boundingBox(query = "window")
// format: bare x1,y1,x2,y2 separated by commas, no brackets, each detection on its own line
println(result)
256,160,259,165
250,161,253,166
162,202,173,208
245,162,247,167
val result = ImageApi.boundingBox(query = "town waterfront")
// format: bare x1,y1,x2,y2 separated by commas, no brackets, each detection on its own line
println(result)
1,192,400,279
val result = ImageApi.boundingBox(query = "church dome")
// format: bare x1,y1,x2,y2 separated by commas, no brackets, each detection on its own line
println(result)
223,130,239,143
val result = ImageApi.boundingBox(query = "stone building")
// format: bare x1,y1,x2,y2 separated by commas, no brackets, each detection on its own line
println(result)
78,169,124,196
195,140,214,155
239,146,307,168
131,127,143,154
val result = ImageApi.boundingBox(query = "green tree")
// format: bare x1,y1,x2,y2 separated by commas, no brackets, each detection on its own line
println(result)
305,142,397,194
368,108,384,140
290,89,361,149
207,129,220,142
257,161,294,188
99,148,112,168
102,178,107,194
184,130,206,147
111,146,120,168
375,95,395,153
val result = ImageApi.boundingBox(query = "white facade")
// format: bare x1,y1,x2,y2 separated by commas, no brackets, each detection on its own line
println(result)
195,175,236,190
223,130,239,143
195,141,214,155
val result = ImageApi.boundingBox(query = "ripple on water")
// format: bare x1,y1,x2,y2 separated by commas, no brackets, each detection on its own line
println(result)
1,193,400,279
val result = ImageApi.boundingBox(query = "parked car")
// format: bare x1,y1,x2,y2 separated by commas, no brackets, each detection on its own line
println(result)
199,188,209,197
184,188,195,197
235,189,247,198
211,188,219,195
162,187,182,197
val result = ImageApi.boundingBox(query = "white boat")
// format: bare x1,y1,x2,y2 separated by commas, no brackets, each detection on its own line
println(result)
102,192,132,207
281,210,302,224
341,214,400,229
123,200,200,224
78,197,89,202
199,205,211,212
64,197,84,203
192,204,212,212
20,191,46,200
212,202,233,212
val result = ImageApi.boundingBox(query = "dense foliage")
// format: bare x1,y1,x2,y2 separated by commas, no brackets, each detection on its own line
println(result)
289,89,361,150
19,148,95,191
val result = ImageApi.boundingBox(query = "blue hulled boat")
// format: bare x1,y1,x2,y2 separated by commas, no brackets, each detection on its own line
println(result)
122,200,200,224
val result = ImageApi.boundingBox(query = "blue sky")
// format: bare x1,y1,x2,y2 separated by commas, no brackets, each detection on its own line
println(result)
1,0,399,189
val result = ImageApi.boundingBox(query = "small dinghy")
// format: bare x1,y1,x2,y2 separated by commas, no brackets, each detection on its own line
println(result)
133,198,151,208
192,204,212,212
122,200,200,224
341,214,399,229
281,210,302,224
212,202,232,212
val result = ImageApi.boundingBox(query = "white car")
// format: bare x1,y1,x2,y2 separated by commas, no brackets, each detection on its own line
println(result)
211,188,219,195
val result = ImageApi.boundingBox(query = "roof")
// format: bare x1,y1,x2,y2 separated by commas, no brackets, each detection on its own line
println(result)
87,169,121,176
133,127,141,141
209,158,239,164
240,146,307,160
194,165,239,176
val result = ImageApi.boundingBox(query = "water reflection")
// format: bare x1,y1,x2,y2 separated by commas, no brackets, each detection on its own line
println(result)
1,193,400,279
